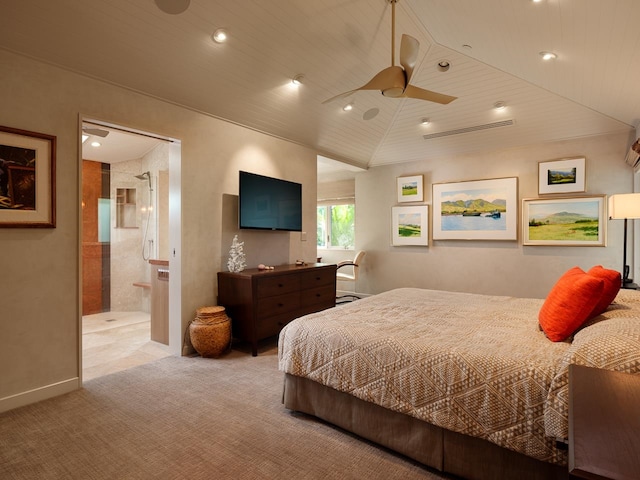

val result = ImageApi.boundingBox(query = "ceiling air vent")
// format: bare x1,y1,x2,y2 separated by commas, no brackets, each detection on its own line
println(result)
423,119,515,140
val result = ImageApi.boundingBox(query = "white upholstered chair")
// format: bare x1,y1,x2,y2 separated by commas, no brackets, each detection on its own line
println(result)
336,250,366,302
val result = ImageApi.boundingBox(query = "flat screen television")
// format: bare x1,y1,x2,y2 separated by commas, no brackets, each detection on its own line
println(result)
239,171,302,232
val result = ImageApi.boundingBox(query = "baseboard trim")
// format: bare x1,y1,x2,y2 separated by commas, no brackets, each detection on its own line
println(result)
0,377,80,413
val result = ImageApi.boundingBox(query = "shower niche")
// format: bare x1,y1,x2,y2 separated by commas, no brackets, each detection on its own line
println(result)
116,187,137,228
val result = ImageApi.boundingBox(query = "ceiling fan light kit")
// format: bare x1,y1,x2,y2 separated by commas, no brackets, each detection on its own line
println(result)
323,0,456,106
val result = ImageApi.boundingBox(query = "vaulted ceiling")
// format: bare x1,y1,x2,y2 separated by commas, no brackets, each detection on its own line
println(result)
1,0,638,172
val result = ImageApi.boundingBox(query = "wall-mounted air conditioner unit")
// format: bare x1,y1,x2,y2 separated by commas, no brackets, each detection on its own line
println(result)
625,138,640,172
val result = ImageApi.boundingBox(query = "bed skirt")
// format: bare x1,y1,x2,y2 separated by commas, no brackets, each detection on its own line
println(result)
283,374,568,480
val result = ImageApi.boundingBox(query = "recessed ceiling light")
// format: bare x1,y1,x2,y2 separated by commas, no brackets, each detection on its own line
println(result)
493,101,506,110
532,0,543,3
343,102,354,112
539,51,557,61
291,74,304,86
212,28,228,43
91,141,101,147
437,60,451,72
421,118,430,125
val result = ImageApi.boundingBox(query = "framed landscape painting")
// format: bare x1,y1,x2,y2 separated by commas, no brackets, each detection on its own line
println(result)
522,196,605,246
391,205,428,246
538,157,585,195
397,175,424,203
0,125,56,228
432,177,518,240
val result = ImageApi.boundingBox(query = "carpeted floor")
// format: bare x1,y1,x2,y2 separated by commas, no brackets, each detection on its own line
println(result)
0,344,456,480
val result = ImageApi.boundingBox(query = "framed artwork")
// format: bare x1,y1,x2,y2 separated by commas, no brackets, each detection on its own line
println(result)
432,177,518,240
397,175,424,203
538,157,585,195
391,205,428,246
0,125,56,228
522,195,606,246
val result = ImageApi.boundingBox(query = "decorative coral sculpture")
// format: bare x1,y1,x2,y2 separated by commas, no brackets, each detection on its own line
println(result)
227,235,246,273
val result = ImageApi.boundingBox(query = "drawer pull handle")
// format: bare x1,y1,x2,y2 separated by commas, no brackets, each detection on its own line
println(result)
278,303,284,307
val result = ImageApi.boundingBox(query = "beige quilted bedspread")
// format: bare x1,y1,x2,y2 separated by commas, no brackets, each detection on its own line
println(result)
278,288,640,466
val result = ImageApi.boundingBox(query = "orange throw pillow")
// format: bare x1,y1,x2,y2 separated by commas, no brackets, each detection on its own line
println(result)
538,267,604,342
586,265,621,316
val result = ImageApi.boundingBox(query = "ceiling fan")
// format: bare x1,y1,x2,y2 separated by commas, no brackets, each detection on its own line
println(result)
323,0,456,105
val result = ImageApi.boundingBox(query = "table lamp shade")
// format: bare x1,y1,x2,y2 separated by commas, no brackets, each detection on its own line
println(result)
609,193,640,288
609,193,640,219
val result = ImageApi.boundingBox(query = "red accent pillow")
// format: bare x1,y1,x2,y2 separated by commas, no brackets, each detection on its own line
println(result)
538,267,604,342
586,265,621,317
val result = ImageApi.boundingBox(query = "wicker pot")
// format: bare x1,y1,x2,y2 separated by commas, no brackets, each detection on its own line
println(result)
189,306,231,358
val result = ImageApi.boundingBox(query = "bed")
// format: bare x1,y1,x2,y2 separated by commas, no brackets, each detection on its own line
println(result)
278,284,640,480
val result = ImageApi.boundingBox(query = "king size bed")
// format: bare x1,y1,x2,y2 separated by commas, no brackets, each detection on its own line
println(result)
278,276,640,479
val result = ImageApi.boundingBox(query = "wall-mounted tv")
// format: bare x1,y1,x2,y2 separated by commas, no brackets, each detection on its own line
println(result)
239,171,302,232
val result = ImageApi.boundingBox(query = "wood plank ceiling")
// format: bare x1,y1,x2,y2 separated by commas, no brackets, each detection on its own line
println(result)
0,0,637,171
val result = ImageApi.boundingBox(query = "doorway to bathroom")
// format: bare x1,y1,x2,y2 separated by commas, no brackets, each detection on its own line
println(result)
80,120,180,380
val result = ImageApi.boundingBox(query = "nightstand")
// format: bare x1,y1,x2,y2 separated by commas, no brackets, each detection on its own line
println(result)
568,364,640,479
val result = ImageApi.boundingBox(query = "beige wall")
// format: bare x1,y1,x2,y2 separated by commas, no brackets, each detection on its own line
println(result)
354,132,635,298
0,47,635,411
0,50,317,411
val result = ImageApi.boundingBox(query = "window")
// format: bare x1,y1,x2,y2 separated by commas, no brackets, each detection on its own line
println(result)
317,203,355,249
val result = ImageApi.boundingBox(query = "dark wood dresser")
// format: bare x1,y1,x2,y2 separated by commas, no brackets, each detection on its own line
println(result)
217,263,337,356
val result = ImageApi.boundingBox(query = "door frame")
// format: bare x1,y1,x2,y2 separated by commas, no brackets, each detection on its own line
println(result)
78,115,183,382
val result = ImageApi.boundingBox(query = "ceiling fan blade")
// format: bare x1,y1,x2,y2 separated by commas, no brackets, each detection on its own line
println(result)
322,66,406,104
403,84,457,104
321,89,360,105
400,34,419,84
83,127,110,137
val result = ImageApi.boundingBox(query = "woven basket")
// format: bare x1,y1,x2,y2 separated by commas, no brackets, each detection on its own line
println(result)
189,306,231,358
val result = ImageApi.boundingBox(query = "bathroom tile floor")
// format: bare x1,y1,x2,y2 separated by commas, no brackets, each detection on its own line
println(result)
82,311,172,381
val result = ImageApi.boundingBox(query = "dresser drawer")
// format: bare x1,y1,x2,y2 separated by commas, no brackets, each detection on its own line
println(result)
300,267,335,287
256,312,294,339
301,284,336,308
256,275,300,298
257,291,300,317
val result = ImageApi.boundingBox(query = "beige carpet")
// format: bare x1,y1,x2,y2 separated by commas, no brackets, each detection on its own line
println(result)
0,345,456,480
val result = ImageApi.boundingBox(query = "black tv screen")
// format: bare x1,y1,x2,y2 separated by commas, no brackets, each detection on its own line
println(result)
239,171,302,232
